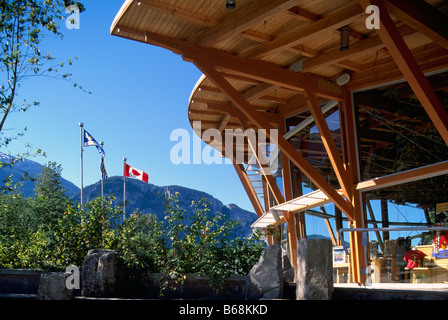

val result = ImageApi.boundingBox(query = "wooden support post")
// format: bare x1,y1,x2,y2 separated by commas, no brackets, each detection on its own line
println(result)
341,86,364,284
284,211,298,277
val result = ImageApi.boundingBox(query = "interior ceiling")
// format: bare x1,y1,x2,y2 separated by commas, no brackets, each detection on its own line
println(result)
111,0,448,208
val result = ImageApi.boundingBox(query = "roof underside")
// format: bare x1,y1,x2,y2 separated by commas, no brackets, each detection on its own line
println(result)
111,0,448,208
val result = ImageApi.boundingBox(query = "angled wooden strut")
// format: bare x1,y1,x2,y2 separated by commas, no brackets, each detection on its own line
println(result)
195,60,354,220
111,26,342,101
232,162,265,218
384,0,448,50
305,90,351,200
357,0,448,146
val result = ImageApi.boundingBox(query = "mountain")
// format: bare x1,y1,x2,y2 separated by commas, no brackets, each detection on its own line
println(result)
0,152,79,198
71,176,258,238
0,152,258,237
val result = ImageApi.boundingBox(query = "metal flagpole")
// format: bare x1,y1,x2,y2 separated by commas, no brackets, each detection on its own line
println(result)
100,141,104,199
79,122,84,207
123,157,127,220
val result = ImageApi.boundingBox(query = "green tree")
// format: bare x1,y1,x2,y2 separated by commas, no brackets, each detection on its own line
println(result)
159,193,265,293
0,190,33,268
31,161,69,229
0,0,86,140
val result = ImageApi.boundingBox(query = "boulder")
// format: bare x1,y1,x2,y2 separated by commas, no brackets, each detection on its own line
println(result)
296,239,333,300
282,249,295,283
37,272,74,300
246,244,283,299
81,249,118,297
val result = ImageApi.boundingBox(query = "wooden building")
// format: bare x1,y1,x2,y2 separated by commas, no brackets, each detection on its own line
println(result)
111,0,448,284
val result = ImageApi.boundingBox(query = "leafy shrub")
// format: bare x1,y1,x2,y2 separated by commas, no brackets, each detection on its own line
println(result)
0,162,265,294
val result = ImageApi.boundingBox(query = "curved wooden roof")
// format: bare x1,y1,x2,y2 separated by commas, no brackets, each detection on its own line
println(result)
111,0,448,139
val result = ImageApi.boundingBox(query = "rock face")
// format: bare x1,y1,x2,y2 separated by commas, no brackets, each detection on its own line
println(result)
246,244,290,299
296,239,333,300
81,249,118,297
37,272,74,300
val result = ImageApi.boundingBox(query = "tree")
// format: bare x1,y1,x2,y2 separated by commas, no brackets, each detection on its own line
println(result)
32,161,69,230
0,0,87,146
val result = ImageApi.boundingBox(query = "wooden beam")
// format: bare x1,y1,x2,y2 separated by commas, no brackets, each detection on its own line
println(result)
196,61,354,219
280,121,293,202
192,0,304,47
341,86,364,284
232,162,265,218
356,160,448,192
385,0,448,50
112,26,342,100
284,211,298,277
305,90,351,200
357,0,448,146
301,24,415,72
138,0,218,27
241,2,365,60
242,119,285,205
206,102,280,126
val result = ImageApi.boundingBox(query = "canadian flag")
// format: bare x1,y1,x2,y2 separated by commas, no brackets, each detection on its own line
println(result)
124,163,149,183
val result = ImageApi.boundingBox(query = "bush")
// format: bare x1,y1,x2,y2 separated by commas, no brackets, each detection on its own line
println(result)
0,172,265,294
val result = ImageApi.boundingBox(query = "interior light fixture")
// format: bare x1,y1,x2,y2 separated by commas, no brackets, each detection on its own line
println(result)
336,73,350,86
226,0,236,10
340,26,349,52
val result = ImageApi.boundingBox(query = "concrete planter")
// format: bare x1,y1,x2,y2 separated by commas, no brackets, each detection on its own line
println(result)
0,269,43,296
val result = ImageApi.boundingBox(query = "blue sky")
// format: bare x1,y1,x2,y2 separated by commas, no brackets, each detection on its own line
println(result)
4,0,254,212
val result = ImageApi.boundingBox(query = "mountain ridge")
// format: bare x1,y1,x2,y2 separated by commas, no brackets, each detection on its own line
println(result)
71,176,258,238
0,153,258,237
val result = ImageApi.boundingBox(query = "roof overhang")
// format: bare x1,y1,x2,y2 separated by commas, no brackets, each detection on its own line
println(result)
251,189,344,229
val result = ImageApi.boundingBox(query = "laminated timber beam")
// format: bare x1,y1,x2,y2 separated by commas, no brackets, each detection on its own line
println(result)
357,0,448,147
305,90,351,200
111,26,342,101
195,61,354,220
190,0,305,47
241,2,366,60
232,162,264,218
341,86,365,284
384,0,448,50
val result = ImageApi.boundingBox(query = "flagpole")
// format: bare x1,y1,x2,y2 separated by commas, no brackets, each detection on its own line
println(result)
79,122,84,207
100,141,104,199
123,157,127,220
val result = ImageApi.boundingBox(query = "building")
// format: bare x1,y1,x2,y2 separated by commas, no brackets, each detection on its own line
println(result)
111,0,448,285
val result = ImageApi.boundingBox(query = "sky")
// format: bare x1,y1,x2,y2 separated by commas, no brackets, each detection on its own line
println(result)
2,0,429,240
3,0,254,212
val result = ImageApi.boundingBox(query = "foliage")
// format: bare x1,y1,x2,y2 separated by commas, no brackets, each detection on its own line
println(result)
0,165,264,294
158,194,265,293
0,0,88,151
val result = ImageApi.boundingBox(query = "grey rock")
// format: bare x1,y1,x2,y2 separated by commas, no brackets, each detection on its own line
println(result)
296,239,333,300
282,250,295,283
81,249,118,297
37,272,73,300
246,244,283,299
